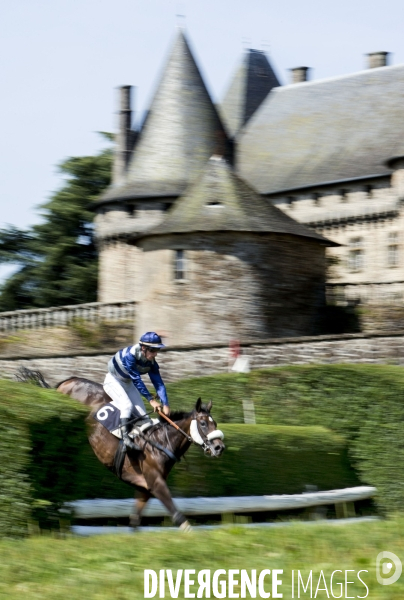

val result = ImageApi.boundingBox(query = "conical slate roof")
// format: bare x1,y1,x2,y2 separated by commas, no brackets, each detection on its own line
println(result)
137,156,335,244
101,31,228,203
219,49,281,139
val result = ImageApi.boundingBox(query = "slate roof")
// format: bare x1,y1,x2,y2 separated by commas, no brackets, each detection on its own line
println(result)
137,156,335,245
99,31,228,204
219,49,281,139
238,64,404,194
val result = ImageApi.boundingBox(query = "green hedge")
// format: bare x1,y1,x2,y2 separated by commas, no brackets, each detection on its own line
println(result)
0,378,358,536
0,381,131,537
167,364,404,513
4,362,404,536
168,424,358,497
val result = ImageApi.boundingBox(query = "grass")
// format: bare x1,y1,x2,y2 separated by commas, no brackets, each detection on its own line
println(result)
0,517,403,599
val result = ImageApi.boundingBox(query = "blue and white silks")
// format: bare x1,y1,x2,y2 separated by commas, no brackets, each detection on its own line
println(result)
108,343,169,406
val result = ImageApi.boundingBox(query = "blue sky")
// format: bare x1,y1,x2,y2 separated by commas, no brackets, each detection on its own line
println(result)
1,0,403,236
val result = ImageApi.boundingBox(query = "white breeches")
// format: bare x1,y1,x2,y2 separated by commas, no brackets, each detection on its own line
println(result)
103,372,147,420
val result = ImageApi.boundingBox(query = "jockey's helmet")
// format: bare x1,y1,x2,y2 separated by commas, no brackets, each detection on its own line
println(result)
139,331,165,348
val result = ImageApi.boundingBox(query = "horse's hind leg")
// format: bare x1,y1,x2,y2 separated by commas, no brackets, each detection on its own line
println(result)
130,489,151,528
147,475,191,531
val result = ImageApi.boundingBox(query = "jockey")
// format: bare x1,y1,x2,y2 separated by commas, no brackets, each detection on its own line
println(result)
103,331,170,450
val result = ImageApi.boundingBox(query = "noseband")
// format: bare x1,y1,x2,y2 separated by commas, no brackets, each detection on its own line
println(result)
158,410,224,457
190,417,224,456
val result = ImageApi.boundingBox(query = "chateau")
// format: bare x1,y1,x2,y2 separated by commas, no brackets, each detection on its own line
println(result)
94,31,404,344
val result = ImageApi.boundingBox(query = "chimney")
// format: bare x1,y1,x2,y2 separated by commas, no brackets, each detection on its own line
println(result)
113,85,133,184
367,52,390,69
290,67,310,84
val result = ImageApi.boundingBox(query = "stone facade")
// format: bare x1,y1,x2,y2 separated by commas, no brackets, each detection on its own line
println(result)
268,164,404,304
238,62,404,305
136,232,326,345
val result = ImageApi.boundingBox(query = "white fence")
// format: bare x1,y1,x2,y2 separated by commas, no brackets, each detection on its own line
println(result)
0,301,136,332
66,486,376,519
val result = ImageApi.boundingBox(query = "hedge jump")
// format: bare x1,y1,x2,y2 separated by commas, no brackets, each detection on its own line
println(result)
66,486,376,520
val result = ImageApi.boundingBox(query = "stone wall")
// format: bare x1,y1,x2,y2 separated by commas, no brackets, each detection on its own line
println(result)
2,331,404,388
137,232,326,345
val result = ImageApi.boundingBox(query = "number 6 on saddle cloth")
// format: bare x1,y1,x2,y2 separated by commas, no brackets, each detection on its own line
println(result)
94,403,121,431
94,402,153,436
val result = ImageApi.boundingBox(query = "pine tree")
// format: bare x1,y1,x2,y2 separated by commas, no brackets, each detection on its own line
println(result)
0,137,112,311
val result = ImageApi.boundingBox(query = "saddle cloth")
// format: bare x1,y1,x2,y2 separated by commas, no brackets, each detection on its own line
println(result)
93,402,158,439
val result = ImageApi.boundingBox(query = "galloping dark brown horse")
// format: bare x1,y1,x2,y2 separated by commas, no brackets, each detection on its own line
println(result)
55,376,225,530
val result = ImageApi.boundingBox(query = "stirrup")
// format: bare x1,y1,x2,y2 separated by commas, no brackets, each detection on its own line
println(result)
123,436,141,452
120,417,141,451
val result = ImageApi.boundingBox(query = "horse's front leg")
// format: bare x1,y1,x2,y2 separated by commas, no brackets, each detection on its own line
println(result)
130,488,151,528
148,475,191,531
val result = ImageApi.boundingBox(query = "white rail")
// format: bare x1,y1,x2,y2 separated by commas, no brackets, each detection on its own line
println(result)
66,486,376,519
0,301,136,332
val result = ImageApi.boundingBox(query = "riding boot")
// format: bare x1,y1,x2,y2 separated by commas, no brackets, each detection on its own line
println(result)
120,418,141,451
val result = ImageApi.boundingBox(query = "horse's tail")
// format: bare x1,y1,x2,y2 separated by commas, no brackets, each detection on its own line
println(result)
14,367,52,388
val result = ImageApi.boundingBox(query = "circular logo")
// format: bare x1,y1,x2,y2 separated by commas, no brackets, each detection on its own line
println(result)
376,551,402,586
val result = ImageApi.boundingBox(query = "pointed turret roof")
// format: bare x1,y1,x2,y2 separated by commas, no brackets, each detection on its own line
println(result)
100,31,229,203
137,156,335,244
219,49,281,139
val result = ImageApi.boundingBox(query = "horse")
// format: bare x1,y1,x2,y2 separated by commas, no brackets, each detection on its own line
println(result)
19,370,225,530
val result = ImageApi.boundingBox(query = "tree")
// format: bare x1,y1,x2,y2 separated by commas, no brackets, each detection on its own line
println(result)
0,136,112,311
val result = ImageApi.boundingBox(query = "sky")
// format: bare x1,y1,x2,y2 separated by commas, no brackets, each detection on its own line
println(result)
1,0,404,238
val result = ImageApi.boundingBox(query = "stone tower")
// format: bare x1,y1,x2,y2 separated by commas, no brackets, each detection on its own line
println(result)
95,30,230,304
131,156,335,346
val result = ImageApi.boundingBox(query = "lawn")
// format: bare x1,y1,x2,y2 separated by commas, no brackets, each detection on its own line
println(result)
0,517,403,599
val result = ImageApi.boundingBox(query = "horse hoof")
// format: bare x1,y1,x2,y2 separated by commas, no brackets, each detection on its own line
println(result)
179,520,192,532
129,514,140,528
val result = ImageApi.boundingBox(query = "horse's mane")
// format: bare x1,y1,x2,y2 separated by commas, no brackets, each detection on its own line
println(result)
164,410,193,422
146,405,211,444
164,404,211,422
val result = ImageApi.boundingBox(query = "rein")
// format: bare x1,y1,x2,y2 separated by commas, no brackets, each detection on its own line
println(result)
158,409,224,457
158,409,193,442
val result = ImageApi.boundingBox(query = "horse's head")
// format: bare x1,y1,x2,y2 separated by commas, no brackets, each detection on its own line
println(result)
190,397,225,457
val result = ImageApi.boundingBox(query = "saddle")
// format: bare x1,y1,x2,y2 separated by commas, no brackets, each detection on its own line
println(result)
94,402,177,477
93,401,157,438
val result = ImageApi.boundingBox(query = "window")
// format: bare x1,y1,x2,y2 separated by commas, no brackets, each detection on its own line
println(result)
174,249,186,280
388,232,399,267
340,189,348,203
348,238,364,272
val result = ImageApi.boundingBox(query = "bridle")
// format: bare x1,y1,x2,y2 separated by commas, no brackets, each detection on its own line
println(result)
158,410,224,457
